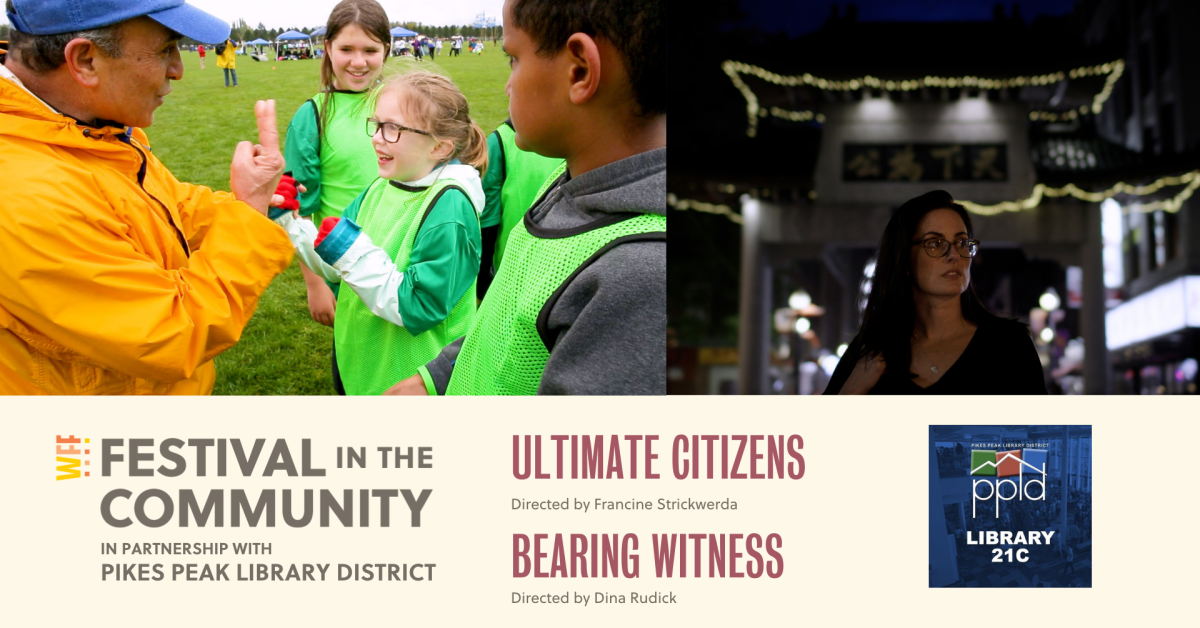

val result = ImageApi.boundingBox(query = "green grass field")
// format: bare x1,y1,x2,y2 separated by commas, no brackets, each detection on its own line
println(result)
146,45,510,394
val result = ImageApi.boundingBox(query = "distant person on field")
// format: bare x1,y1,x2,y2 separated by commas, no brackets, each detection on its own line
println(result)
216,37,236,86
0,0,294,394
198,43,206,69
386,0,666,395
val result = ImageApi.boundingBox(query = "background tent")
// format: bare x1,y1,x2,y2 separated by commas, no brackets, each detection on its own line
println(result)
390,27,418,56
275,30,312,60
246,37,270,60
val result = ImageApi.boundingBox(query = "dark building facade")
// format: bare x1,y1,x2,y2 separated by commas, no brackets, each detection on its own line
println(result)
1083,0,1200,394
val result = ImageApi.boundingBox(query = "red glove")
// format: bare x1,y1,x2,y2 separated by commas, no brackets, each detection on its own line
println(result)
274,173,300,212
314,216,341,247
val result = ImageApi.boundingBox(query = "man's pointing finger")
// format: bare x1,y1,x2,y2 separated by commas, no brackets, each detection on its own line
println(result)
254,99,279,153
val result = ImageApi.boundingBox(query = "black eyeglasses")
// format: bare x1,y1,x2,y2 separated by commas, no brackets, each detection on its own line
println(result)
366,118,431,143
912,238,980,258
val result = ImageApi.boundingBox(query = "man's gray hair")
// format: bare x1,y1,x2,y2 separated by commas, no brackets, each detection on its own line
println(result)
4,0,124,73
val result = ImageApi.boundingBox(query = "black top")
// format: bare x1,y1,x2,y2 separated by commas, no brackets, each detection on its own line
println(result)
823,318,1048,395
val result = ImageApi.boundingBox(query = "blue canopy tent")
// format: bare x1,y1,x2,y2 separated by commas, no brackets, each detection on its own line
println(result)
274,30,312,60
389,27,418,56
246,38,270,60
310,26,327,48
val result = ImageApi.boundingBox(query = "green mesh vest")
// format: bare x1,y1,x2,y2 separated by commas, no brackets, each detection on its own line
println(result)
446,197,666,396
311,92,380,225
493,122,566,267
335,179,477,395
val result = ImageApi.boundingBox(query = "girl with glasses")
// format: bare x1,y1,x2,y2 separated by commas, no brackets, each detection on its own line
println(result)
273,70,488,395
824,190,1046,394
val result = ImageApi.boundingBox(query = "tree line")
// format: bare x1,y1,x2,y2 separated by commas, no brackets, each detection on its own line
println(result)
178,19,501,46
0,20,498,46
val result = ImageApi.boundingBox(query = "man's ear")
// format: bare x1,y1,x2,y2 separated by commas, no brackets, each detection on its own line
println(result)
63,38,104,88
563,32,602,106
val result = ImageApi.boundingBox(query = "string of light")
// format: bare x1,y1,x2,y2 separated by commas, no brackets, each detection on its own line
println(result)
667,193,743,224
723,59,1124,137
670,171,1198,224
961,170,1200,216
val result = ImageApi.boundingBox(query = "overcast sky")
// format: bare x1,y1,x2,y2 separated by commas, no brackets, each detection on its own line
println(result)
3,0,505,29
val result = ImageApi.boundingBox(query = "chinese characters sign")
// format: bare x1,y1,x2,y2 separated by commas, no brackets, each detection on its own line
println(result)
843,143,1007,182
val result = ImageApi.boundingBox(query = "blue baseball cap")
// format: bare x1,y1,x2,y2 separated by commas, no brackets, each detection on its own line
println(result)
7,0,231,44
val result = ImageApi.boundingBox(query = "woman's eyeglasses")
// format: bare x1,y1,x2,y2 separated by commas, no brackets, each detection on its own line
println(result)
912,238,980,258
366,118,431,143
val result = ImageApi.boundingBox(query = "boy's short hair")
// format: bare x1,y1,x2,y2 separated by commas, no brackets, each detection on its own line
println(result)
509,0,663,118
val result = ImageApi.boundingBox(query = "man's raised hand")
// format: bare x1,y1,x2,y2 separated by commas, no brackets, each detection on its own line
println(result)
231,100,286,215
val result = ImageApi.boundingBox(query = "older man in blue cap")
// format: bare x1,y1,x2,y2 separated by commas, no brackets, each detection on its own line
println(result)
0,0,296,394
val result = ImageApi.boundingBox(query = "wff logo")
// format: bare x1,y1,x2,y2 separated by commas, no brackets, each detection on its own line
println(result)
56,435,91,481
970,448,1046,518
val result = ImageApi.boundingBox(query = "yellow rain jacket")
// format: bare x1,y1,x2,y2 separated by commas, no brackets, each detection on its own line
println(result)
0,58,294,395
216,40,236,69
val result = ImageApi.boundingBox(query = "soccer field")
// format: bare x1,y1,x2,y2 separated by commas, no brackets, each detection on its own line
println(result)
146,45,510,394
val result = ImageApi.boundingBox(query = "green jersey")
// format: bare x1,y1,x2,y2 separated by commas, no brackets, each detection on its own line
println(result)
447,181,666,395
334,178,480,395
285,91,380,225
479,120,566,268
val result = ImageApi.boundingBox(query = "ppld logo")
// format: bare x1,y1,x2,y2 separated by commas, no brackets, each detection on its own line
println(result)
56,435,91,481
969,448,1046,518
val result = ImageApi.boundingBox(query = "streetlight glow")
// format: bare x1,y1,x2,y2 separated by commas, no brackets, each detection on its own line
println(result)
789,290,812,310
1039,289,1061,311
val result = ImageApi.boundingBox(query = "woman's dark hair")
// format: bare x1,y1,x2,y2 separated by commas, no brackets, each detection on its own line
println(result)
855,190,1001,378
318,0,391,140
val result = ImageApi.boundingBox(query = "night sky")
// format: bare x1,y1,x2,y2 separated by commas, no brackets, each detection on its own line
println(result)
732,0,1081,38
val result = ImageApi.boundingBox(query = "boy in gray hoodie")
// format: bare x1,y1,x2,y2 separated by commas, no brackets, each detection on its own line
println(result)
386,0,665,395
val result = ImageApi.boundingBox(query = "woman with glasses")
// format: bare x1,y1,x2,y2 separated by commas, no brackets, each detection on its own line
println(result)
824,190,1046,394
